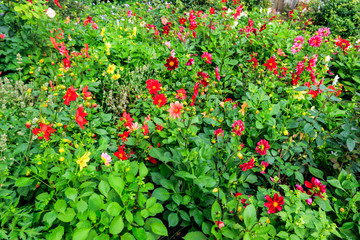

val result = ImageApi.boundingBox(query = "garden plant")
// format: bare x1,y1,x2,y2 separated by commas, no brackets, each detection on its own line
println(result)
0,0,360,239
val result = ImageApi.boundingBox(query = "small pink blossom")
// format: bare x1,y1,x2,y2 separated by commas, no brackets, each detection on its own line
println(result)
255,139,270,156
201,52,212,64
168,101,183,119
186,58,194,66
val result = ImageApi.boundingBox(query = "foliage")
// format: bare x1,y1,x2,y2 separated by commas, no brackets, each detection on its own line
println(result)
307,0,360,38
0,0,360,239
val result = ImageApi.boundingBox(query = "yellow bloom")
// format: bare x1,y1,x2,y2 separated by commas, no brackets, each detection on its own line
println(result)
105,42,111,49
76,152,91,171
107,64,116,74
112,74,120,80
100,27,106,37
293,91,306,101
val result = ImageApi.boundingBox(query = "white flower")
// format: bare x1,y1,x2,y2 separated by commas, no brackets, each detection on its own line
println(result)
266,8,272,15
140,21,146,27
324,56,331,62
46,8,56,18
333,75,339,86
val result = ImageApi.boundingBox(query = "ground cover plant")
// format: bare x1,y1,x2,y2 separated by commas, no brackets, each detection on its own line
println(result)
0,0,360,239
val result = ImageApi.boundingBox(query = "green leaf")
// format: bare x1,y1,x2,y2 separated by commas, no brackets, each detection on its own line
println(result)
43,211,57,227
54,200,67,214
174,171,196,179
15,177,33,187
65,188,78,202
99,180,110,198
159,179,174,190
109,216,124,235
327,178,344,190
255,121,264,129
14,143,28,155
149,219,168,236
314,197,333,212
309,166,324,179
50,226,64,240
277,231,289,239
109,174,125,197
121,233,136,240
152,188,170,201
295,86,308,91
58,208,76,222
346,138,356,152
139,162,148,178
76,200,88,213
183,231,207,240
168,213,179,227
106,202,122,216
89,193,104,212
342,222,355,230
243,204,257,230
73,228,91,240
295,172,304,184
211,200,221,222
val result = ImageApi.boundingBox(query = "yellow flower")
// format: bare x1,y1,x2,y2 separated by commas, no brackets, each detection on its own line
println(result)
105,42,111,49
107,64,116,74
76,152,91,171
112,74,120,80
293,91,306,101
100,27,106,37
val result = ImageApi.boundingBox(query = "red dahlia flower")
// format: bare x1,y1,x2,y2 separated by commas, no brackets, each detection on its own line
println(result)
114,145,128,161
263,57,277,71
232,120,245,136
63,86,79,106
152,93,167,107
146,79,161,95
264,193,285,214
214,128,224,137
179,18,187,25
119,131,130,142
239,158,254,171
75,106,88,129
305,177,326,198
120,112,134,129
82,85,91,100
175,89,187,100
32,123,56,141
210,8,215,14
165,56,179,71
308,35,322,47
255,139,270,156
201,52,213,64
141,124,149,136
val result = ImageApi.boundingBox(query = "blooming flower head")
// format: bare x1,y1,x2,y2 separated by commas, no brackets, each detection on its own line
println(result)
120,112,134,129
175,89,187,100
156,124,164,131
152,93,167,107
147,156,157,164
260,161,269,174
107,64,116,74
201,52,212,64
63,86,78,106
32,123,56,141
114,145,128,161
239,158,255,171
165,41,171,49
264,193,285,214
305,177,326,198
82,85,91,100
119,131,130,142
335,36,350,52
186,58,194,66
215,221,225,229
232,120,245,136
294,36,304,44
255,139,270,156
317,27,331,37
308,35,322,47
291,43,302,54
146,79,161,95
141,123,149,136
214,128,224,137
165,56,179,71
76,152,91,171
263,57,277,71
46,8,56,18
76,106,88,129
101,153,112,166
168,101,183,119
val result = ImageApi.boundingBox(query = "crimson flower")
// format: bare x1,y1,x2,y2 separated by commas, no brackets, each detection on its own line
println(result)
120,112,134,129
63,86,79,106
247,52,258,68
255,139,270,156
32,123,56,141
214,128,224,137
305,177,326,198
146,79,161,95
152,94,167,107
63,58,71,68
264,193,285,214
215,221,225,229
201,52,212,64
175,89,187,100
84,16,93,26
260,161,269,174
235,193,242,198
119,131,130,142
114,145,128,161
263,57,277,71
210,8,215,14
335,36,350,52
239,158,254,171
54,0,62,9
165,56,179,71
82,85,91,100
142,124,149,136
215,67,220,81
232,120,245,136
308,35,322,47
179,18,187,25
76,106,88,129
156,124,164,131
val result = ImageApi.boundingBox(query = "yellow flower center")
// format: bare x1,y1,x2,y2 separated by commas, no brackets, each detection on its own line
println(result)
273,202,278,207
174,109,178,112
169,62,174,66
153,86,156,89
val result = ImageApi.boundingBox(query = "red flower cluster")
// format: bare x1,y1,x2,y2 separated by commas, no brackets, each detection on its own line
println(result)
263,57,278,75
32,123,56,141
76,106,88,129
239,158,254,171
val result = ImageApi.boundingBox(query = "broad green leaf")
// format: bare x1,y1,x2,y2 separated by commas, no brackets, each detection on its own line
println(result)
183,231,207,240
243,204,257,230
211,200,221,222
54,200,67,214
109,174,125,197
109,216,124,235
15,177,33,187
152,187,170,201
106,202,122,216
89,193,104,212
314,197,333,212
168,213,179,227
51,226,64,240
58,208,76,222
139,162,148,178
99,180,110,198
72,228,91,240
65,188,78,202
309,166,324,179
149,219,168,236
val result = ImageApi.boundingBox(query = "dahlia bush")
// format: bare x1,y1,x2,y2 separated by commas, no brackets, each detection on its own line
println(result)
0,0,360,239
